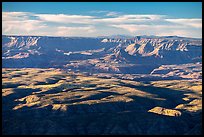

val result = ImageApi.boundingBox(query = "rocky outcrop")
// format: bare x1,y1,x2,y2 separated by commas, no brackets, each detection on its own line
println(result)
2,35,202,73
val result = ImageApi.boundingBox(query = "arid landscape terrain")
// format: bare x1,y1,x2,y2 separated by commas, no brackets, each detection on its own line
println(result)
2,35,202,135
2,67,202,135
2,2,202,134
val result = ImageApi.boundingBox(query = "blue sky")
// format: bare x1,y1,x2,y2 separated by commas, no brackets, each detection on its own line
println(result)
2,2,202,38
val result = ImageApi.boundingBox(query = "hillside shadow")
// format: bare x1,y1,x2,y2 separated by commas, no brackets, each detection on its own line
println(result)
2,81,202,135
117,81,191,108
2,88,41,111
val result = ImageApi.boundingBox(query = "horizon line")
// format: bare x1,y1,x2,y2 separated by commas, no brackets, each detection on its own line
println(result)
2,34,202,39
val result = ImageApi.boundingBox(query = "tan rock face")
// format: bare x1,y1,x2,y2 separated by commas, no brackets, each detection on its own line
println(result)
2,88,14,96
175,99,202,113
148,107,182,117
25,95,40,104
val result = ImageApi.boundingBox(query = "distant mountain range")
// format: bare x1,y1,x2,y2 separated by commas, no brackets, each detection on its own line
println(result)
2,35,202,74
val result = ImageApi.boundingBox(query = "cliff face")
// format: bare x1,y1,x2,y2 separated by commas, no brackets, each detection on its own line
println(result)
2,35,202,73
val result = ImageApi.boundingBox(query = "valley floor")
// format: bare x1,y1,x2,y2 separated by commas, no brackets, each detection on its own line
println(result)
2,68,202,135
